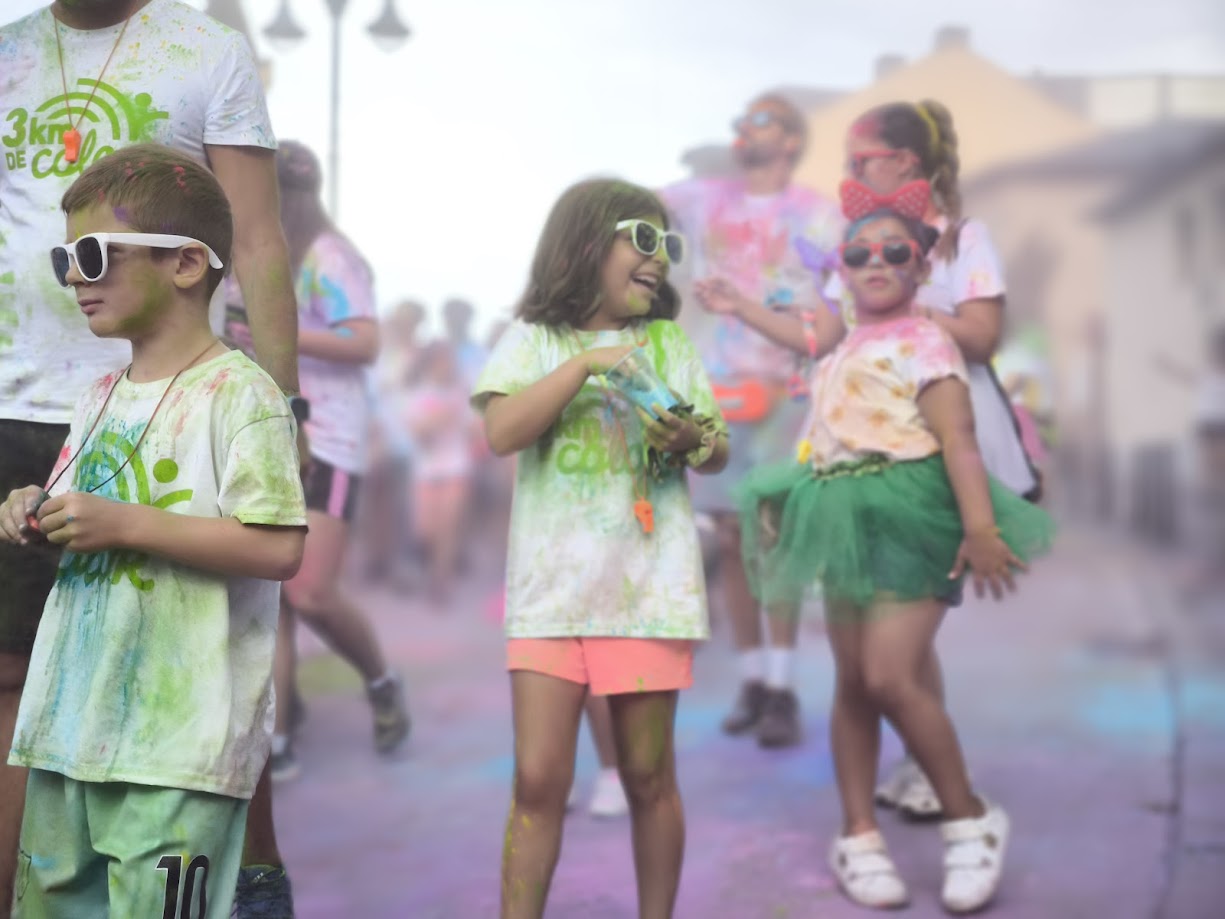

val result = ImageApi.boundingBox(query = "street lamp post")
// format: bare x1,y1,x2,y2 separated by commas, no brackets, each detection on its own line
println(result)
263,0,411,218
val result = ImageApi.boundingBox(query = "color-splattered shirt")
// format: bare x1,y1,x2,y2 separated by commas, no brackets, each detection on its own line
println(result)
800,317,968,469
296,232,378,474
825,217,1039,495
659,177,843,384
0,0,275,424
473,319,725,639
10,351,306,800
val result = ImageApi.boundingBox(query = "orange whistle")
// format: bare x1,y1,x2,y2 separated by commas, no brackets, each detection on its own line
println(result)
633,499,654,534
25,515,40,532
63,129,81,164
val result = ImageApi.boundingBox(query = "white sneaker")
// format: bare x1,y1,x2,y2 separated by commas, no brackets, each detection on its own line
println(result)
896,764,943,820
941,799,1010,913
874,757,920,808
876,756,944,819
828,830,909,909
587,768,629,818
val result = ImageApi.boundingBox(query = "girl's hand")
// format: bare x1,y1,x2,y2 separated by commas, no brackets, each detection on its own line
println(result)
0,486,48,546
948,527,1027,600
581,345,637,377
637,405,703,455
37,493,132,554
694,278,750,316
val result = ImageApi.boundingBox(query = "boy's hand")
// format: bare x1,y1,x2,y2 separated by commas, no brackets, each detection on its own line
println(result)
948,527,1027,600
637,404,703,455
0,486,49,546
37,493,131,554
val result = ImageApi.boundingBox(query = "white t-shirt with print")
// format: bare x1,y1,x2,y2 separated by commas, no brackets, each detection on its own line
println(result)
474,319,726,640
826,218,1039,495
297,233,377,474
0,0,275,424
10,351,306,800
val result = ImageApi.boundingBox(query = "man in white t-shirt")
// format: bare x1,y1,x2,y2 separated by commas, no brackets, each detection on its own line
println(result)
660,94,843,749
0,0,301,911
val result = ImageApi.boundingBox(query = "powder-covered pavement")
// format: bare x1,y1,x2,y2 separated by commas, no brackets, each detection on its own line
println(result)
273,527,1224,918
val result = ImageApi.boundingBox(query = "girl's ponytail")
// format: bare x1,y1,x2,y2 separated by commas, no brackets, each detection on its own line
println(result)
916,99,963,260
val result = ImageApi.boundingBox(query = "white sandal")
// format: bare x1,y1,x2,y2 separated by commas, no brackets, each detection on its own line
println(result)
941,799,1010,913
828,830,909,909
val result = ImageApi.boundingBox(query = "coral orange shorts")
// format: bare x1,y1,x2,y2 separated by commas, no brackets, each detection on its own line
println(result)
506,637,695,696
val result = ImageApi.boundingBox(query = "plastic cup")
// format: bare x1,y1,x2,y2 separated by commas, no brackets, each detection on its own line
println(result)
604,347,677,419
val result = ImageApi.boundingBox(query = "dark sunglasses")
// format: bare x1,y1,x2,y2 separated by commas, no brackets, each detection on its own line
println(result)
51,232,223,287
615,220,685,265
839,240,920,268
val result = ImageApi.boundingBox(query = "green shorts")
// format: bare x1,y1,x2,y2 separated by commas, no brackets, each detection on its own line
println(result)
0,420,70,655
14,770,249,919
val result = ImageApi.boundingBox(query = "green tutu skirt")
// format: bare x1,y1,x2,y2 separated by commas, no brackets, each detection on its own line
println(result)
736,454,1054,609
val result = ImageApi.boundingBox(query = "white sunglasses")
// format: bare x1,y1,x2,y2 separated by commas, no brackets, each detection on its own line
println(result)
615,219,685,265
51,232,224,287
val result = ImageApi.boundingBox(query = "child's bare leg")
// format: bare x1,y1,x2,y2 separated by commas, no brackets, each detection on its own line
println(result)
584,695,618,769
431,478,470,597
718,516,763,651
862,599,980,820
609,690,683,919
826,603,881,835
273,600,296,733
284,512,388,681
502,671,586,919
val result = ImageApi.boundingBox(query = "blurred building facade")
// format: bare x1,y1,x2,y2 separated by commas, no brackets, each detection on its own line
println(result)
681,26,1225,543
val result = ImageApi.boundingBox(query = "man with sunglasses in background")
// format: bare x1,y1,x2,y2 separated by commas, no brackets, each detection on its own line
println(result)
0,1,302,914
659,93,843,749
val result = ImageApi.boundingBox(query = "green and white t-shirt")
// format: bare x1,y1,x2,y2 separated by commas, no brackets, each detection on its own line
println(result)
0,0,276,423
10,350,306,800
474,319,725,640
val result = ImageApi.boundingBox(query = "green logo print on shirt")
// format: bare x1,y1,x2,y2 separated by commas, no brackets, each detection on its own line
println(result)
58,433,192,592
2,79,169,179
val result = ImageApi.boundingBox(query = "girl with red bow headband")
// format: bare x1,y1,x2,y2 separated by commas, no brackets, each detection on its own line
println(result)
735,194,1053,914
833,100,1045,845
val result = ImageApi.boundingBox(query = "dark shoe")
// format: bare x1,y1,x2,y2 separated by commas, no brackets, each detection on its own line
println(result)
233,864,294,919
720,680,769,735
369,673,411,754
756,688,802,748
269,745,300,783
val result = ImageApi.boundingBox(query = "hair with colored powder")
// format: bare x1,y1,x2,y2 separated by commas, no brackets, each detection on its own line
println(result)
275,140,370,282
751,92,809,163
517,178,680,328
844,208,940,256
852,99,962,259
61,143,232,296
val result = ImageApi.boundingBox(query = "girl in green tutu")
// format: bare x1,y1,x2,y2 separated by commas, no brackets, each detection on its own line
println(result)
733,183,1053,913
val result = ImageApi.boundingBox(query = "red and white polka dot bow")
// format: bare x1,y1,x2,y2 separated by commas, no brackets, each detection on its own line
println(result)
839,179,931,222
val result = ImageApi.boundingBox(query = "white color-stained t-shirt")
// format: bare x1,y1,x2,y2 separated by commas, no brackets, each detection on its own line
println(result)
826,217,1039,495
10,350,306,800
473,319,726,639
0,0,275,424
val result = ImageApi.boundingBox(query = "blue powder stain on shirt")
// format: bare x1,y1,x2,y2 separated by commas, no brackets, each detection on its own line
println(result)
319,276,352,322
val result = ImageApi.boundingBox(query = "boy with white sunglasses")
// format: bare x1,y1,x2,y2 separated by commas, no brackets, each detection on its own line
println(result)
0,144,306,919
